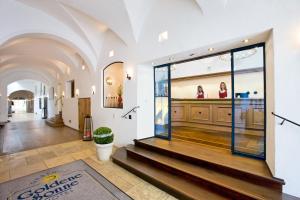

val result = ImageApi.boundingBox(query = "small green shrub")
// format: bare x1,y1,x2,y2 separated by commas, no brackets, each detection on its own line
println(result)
93,127,114,144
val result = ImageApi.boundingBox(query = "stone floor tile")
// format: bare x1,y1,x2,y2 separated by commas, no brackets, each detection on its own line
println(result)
44,155,74,168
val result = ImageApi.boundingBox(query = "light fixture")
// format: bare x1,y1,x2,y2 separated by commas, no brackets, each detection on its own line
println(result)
189,53,195,57
151,62,155,66
91,85,96,95
208,47,214,52
126,74,131,80
54,93,57,98
82,64,85,70
158,31,168,42
242,39,249,43
75,89,79,97
109,50,114,57
106,77,113,85
62,91,65,98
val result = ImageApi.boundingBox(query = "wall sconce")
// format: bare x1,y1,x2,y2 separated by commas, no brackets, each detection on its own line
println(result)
75,89,79,97
126,68,133,80
62,91,65,98
91,85,96,95
126,73,131,80
54,93,57,98
106,77,113,85
82,64,85,70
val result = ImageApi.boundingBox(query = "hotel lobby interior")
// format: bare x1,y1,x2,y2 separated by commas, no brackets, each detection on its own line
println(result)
0,0,300,199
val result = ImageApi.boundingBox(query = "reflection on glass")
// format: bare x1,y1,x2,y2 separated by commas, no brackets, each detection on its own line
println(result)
233,46,265,158
155,97,169,137
154,66,170,138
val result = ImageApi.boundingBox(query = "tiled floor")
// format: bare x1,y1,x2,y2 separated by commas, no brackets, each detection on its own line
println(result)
0,140,177,200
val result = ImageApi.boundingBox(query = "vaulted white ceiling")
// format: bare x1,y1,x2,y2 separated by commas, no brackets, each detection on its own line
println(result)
0,0,230,87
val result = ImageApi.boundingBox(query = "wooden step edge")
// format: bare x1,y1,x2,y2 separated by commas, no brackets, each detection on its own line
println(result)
134,139,285,190
172,135,230,149
127,145,275,200
112,147,228,200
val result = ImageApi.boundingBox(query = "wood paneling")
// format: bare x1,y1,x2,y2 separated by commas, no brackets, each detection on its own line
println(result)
171,104,186,121
78,98,91,133
172,99,265,133
189,105,212,123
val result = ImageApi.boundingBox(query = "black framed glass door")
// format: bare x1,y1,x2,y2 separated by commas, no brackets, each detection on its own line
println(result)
154,64,171,139
231,44,266,159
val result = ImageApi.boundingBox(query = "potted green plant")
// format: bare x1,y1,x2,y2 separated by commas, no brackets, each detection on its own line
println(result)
93,127,114,161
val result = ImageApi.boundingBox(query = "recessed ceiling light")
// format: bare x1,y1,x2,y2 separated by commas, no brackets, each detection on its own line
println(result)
242,39,249,43
158,31,168,42
208,48,214,52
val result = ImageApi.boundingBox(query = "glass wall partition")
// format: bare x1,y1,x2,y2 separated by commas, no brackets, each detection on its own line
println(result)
154,65,171,139
153,43,266,160
231,44,265,159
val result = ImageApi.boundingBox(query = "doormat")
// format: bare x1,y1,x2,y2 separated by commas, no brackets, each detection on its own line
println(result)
0,160,132,200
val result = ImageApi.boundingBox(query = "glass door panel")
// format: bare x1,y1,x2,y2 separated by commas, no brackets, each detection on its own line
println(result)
154,65,171,139
232,45,265,159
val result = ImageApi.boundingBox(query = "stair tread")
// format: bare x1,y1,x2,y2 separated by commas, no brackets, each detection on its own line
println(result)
137,138,283,184
112,147,228,200
127,145,283,200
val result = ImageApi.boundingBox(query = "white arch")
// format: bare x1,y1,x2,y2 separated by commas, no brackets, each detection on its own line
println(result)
0,32,97,72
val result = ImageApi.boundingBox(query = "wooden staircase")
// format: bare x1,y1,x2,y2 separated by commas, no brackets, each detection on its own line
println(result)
112,138,288,200
45,112,64,127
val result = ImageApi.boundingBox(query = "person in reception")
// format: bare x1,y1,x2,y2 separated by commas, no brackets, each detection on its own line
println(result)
219,82,227,98
196,85,205,99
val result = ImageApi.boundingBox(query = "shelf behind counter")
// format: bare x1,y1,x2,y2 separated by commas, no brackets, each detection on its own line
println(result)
171,98,264,134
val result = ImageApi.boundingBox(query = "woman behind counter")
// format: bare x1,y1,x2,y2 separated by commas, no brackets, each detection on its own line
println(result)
219,82,227,98
196,85,205,99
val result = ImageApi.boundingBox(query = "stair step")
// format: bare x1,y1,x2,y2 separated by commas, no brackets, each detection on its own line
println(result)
127,145,283,200
134,138,284,191
112,147,228,200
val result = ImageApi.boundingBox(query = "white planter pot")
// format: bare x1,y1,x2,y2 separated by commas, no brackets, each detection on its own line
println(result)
95,142,113,161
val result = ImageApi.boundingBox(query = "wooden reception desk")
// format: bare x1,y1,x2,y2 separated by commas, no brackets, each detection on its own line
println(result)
171,98,264,133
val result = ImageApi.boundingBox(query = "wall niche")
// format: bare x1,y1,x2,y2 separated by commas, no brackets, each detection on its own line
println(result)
103,62,124,109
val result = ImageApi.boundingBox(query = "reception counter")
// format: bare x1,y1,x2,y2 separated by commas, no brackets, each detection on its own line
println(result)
171,98,264,133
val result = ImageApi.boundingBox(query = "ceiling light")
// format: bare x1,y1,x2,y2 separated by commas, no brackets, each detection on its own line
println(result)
109,50,114,57
208,48,214,52
242,39,249,43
